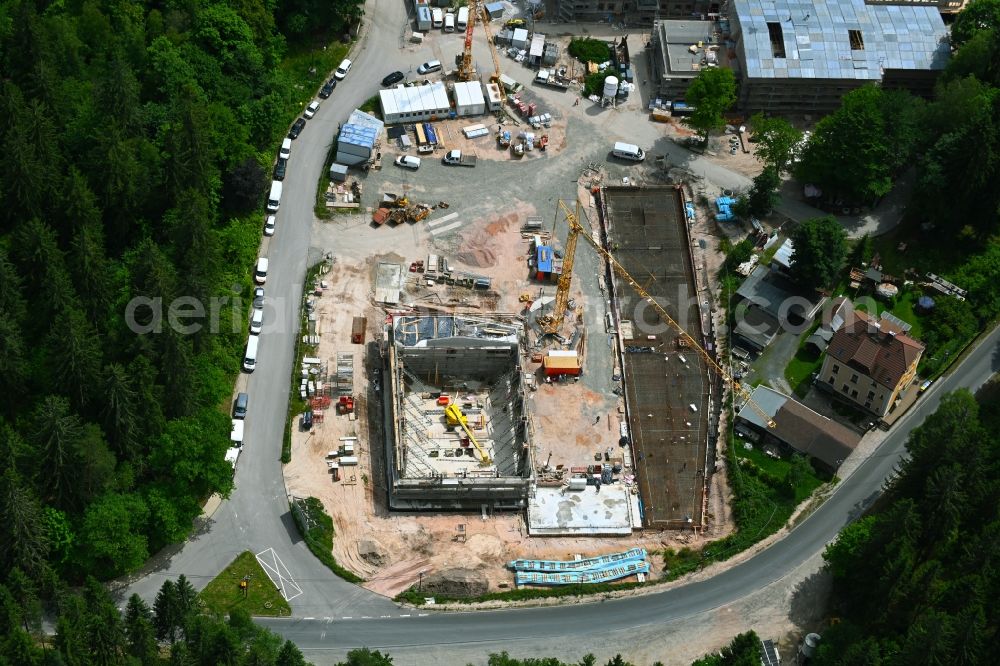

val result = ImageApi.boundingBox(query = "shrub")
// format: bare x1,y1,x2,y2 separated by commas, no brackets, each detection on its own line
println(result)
569,38,611,64
289,497,363,583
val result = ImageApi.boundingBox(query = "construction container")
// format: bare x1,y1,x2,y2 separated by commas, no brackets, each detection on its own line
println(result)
437,395,451,406
338,456,359,466
351,316,367,344
326,450,339,459
568,477,587,491
340,441,355,454
543,351,581,377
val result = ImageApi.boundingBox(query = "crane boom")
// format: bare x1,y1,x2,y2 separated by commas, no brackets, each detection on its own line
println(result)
478,3,503,84
552,199,776,428
445,403,492,464
458,0,477,81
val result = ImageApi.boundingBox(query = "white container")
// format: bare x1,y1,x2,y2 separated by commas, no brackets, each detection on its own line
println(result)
568,477,587,491
338,456,359,466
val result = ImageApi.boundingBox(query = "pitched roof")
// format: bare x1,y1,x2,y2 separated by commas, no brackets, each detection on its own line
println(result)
738,385,859,470
827,309,924,389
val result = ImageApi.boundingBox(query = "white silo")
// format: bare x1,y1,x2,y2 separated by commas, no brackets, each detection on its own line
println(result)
602,75,619,107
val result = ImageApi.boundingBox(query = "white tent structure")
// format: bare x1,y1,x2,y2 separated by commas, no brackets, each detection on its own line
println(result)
379,82,451,124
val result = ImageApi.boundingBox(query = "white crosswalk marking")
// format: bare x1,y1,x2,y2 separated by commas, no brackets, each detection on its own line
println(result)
430,219,464,236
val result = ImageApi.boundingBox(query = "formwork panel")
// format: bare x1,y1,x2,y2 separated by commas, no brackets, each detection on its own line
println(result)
604,187,710,529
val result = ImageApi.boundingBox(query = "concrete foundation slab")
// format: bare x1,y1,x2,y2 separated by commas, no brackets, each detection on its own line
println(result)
527,486,633,536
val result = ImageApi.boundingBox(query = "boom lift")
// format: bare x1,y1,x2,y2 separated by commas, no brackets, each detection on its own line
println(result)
541,199,776,428
444,403,493,464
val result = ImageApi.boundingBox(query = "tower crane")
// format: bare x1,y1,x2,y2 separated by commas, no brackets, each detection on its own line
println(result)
540,199,777,428
478,3,504,85
458,0,478,81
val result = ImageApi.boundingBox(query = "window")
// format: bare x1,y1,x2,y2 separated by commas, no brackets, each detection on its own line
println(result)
842,384,849,393
850,374,859,384
851,389,859,399
766,22,787,58
832,364,840,374
868,390,875,400
865,401,872,409
828,376,835,384
849,30,865,51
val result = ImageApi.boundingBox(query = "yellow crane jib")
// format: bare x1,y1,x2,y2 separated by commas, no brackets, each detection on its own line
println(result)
553,198,777,429
444,403,493,464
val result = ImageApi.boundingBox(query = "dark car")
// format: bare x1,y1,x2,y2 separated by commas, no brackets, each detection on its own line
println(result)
252,287,265,309
233,392,249,419
319,78,337,98
300,410,314,431
381,70,405,87
288,118,306,139
273,157,288,181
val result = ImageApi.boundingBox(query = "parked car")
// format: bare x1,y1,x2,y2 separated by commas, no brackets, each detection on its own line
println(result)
264,215,276,237
252,287,265,309
233,392,249,419
288,118,306,139
382,71,405,87
319,78,336,98
249,308,263,335
416,60,442,75
273,157,287,180
334,59,352,80
300,410,314,430
254,257,269,285
279,138,292,160
394,155,421,170
304,100,320,119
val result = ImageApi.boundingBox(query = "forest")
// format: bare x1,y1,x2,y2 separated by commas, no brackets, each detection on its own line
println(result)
816,388,1000,664
0,0,358,602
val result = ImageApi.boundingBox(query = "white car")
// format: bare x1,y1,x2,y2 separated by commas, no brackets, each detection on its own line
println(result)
254,257,269,285
279,138,291,160
264,215,276,237
417,60,442,75
304,100,320,119
394,155,422,170
334,59,352,80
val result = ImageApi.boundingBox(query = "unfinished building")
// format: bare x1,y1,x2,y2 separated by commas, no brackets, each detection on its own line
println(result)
384,314,534,511
601,186,714,530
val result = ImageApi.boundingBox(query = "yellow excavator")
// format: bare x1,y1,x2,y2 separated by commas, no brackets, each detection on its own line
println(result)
444,403,492,464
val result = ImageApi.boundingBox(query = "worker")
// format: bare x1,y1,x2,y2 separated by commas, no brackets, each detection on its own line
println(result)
594,415,601,424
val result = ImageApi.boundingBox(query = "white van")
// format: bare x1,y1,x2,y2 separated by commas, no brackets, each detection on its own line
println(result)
267,180,282,212
431,8,443,28
279,138,292,160
249,307,263,335
444,12,455,32
254,257,269,284
243,335,259,372
457,6,469,30
612,142,645,162
231,419,244,447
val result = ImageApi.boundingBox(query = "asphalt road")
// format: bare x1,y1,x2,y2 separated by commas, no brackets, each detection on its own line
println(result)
259,320,1000,658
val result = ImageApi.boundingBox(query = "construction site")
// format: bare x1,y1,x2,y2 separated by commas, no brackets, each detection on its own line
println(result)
382,313,534,511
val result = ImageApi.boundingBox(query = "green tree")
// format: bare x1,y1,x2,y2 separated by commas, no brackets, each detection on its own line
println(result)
83,578,127,666
749,114,802,173
276,639,310,666
46,306,103,409
794,86,916,203
951,0,1000,46
78,492,150,578
735,166,781,218
691,631,761,665
683,68,737,141
222,157,266,214
0,470,49,576
6,568,41,633
337,648,396,666
788,216,848,290
99,363,140,459
124,594,159,665
153,579,181,643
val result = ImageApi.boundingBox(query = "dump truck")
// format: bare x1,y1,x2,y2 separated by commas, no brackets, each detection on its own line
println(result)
534,69,570,90
442,150,477,167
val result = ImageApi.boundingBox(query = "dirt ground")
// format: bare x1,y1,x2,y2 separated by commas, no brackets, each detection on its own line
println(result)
284,198,735,599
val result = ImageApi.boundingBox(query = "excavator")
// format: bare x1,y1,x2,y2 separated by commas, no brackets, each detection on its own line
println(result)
444,403,492,464
540,199,777,428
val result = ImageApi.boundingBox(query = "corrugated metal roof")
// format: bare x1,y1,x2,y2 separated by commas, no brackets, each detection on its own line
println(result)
379,82,450,118
734,0,949,81
737,384,787,429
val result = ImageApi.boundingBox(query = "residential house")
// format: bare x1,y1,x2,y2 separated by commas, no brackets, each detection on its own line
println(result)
733,265,825,353
737,385,860,473
817,308,924,417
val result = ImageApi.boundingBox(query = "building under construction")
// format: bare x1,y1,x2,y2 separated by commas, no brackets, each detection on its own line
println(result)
601,186,714,530
384,314,535,511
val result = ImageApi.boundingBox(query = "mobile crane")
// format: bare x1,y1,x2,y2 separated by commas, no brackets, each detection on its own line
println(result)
540,199,776,428
444,403,493,464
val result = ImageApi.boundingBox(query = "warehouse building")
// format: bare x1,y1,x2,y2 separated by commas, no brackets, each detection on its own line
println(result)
382,314,535,511
379,82,451,124
335,109,384,167
453,81,486,117
554,0,713,24
730,0,950,114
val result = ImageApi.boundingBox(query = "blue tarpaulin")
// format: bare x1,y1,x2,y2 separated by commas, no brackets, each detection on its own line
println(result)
536,245,553,273
423,122,438,145
715,196,735,221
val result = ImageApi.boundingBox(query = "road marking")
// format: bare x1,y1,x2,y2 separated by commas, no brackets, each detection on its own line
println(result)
399,614,410,617
362,616,372,619
430,219,464,236
418,613,429,617
303,617,314,620
380,615,391,618
341,617,351,620
320,631,326,640
427,212,459,228
255,548,305,602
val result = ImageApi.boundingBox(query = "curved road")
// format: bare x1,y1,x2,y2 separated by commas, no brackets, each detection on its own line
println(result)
120,0,1000,660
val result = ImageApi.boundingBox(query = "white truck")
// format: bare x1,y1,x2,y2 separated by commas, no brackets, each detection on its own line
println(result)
442,150,477,167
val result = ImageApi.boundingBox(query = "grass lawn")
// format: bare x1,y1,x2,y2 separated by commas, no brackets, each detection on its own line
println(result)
199,551,291,617
735,442,826,504
784,322,823,397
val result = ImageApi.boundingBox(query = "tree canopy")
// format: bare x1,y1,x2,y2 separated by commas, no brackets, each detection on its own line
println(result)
950,0,1000,46
816,389,1000,665
788,217,848,291
683,68,737,140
